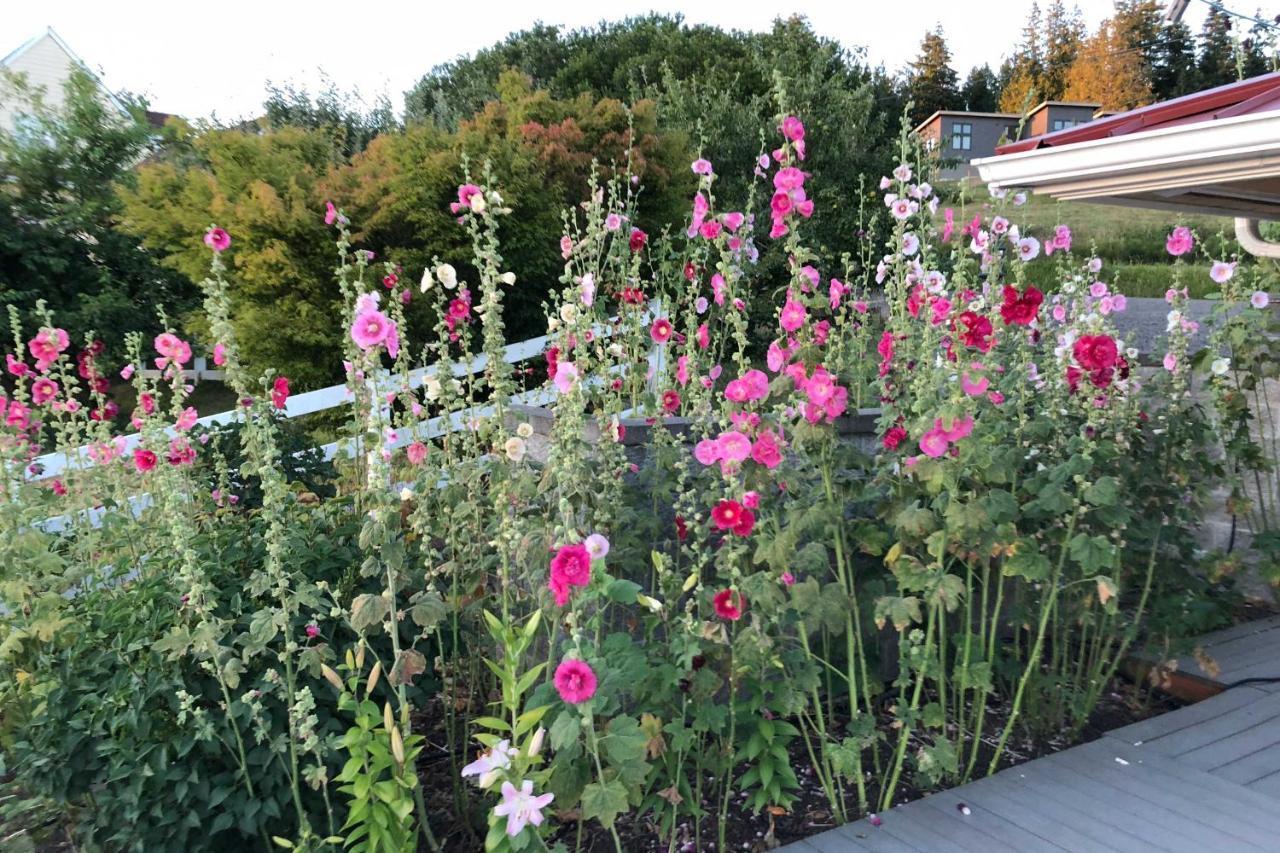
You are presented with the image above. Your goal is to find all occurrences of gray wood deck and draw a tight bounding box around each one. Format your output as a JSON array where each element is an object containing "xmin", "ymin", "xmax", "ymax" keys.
[{"xmin": 784, "ymin": 618, "xmax": 1280, "ymax": 853}]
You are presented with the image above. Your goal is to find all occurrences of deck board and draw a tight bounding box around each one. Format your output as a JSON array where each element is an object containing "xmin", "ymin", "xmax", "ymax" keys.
[{"xmin": 781, "ymin": 621, "xmax": 1280, "ymax": 853}]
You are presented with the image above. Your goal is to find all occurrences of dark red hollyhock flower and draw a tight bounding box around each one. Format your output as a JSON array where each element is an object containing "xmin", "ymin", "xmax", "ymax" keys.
[
  {"xmin": 629, "ymin": 228, "xmax": 648, "ymax": 251},
  {"xmin": 713, "ymin": 588, "xmax": 746, "ymax": 620},
  {"xmin": 999, "ymin": 285, "xmax": 1044, "ymax": 326},
  {"xmin": 957, "ymin": 311, "xmax": 995, "ymax": 352}
]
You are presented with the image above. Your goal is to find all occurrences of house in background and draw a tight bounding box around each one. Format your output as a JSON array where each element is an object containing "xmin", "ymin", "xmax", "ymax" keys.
[
  {"xmin": 0, "ymin": 27, "xmax": 170, "ymax": 134},
  {"xmin": 914, "ymin": 100, "xmax": 1101, "ymax": 180}
]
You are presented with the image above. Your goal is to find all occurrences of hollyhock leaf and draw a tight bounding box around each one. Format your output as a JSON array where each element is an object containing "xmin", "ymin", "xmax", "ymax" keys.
[
  {"xmin": 943, "ymin": 499, "xmax": 989, "ymax": 537},
  {"xmin": 581, "ymin": 780, "xmax": 629, "ymax": 828},
  {"xmin": 350, "ymin": 594, "xmax": 391, "ymax": 633},
  {"xmin": 981, "ymin": 490, "xmax": 1019, "ymax": 524},
  {"xmin": 1070, "ymin": 533, "xmax": 1115, "ymax": 572},
  {"xmin": 549, "ymin": 711, "xmax": 580, "ymax": 751},
  {"xmin": 410, "ymin": 591, "xmax": 447, "ymax": 630},
  {"xmin": 389, "ymin": 649, "xmax": 427, "ymax": 686},
  {"xmin": 875, "ymin": 595, "xmax": 923, "ymax": 631},
  {"xmin": 893, "ymin": 504, "xmax": 937, "ymax": 539},
  {"xmin": 1084, "ymin": 477, "xmax": 1120, "ymax": 507},
  {"xmin": 1003, "ymin": 544, "xmax": 1051, "ymax": 581},
  {"xmin": 929, "ymin": 574, "xmax": 966, "ymax": 613},
  {"xmin": 605, "ymin": 578, "xmax": 642, "ymax": 605}
]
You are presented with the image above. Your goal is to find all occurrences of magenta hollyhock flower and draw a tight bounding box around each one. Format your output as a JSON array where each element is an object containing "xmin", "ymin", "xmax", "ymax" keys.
[
  {"xmin": 779, "ymin": 296, "xmax": 807, "ymax": 332},
  {"xmin": 661, "ymin": 389, "xmax": 681, "ymax": 413},
  {"xmin": 694, "ymin": 439, "xmax": 721, "ymax": 466},
  {"xmin": 650, "ymin": 318, "xmax": 673, "ymax": 344},
  {"xmin": 305, "ymin": 622, "xmax": 319, "ymax": 639},
  {"xmin": 713, "ymin": 589, "xmax": 746, "ymax": 620},
  {"xmin": 676, "ymin": 355, "xmax": 690, "ymax": 386},
  {"xmin": 695, "ymin": 324, "xmax": 709, "ymax": 350},
  {"xmin": 751, "ymin": 430, "xmax": 784, "ymax": 469},
  {"xmin": 175, "ymin": 406, "xmax": 199, "ymax": 431},
  {"xmin": 723, "ymin": 211, "xmax": 745, "ymax": 230},
  {"xmin": 781, "ymin": 115, "xmax": 805, "ymax": 142},
  {"xmin": 133, "ymin": 448, "xmax": 158, "ymax": 472},
  {"xmin": 548, "ymin": 543, "xmax": 591, "ymax": 607},
  {"xmin": 31, "ymin": 377, "xmax": 58, "ymax": 405},
  {"xmin": 691, "ymin": 158, "xmax": 713, "ymax": 175},
  {"xmin": 203, "ymin": 227, "xmax": 230, "ymax": 252},
  {"xmin": 29, "ymin": 328, "xmax": 70, "ymax": 366},
  {"xmin": 961, "ymin": 371, "xmax": 989, "ymax": 396},
  {"xmin": 271, "ymin": 376, "xmax": 290, "ymax": 410},
  {"xmin": 6, "ymin": 400, "xmax": 30, "ymax": 429},
  {"xmin": 919, "ymin": 427, "xmax": 949, "ymax": 458},
  {"xmin": 1166, "ymin": 226, "xmax": 1194, "ymax": 257},
  {"xmin": 351, "ymin": 310, "xmax": 391, "ymax": 350},
  {"xmin": 717, "ymin": 430, "xmax": 752, "ymax": 463},
  {"xmin": 554, "ymin": 659, "xmax": 597, "ymax": 704},
  {"xmin": 942, "ymin": 415, "xmax": 973, "ymax": 442},
  {"xmin": 493, "ymin": 779, "xmax": 555, "ymax": 837},
  {"xmin": 324, "ymin": 201, "xmax": 338, "ymax": 225}
]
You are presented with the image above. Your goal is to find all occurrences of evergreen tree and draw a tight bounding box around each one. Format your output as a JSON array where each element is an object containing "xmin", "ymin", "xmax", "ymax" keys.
[
  {"xmin": 1198, "ymin": 7, "xmax": 1238, "ymax": 87},
  {"xmin": 1043, "ymin": 0, "xmax": 1086, "ymax": 100},
  {"xmin": 960, "ymin": 64, "xmax": 1000, "ymax": 112},
  {"xmin": 906, "ymin": 26, "xmax": 960, "ymax": 124},
  {"xmin": 1150, "ymin": 20, "xmax": 1199, "ymax": 99},
  {"xmin": 1064, "ymin": 18, "xmax": 1151, "ymax": 110}
]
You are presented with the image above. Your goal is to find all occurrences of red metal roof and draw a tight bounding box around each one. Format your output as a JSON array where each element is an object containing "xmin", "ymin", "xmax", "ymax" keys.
[{"xmin": 996, "ymin": 70, "xmax": 1280, "ymax": 155}]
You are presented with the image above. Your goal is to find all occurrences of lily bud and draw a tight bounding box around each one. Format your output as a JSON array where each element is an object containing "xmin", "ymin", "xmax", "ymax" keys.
[
  {"xmin": 527, "ymin": 726, "xmax": 546, "ymax": 758},
  {"xmin": 366, "ymin": 660, "xmax": 382, "ymax": 695},
  {"xmin": 383, "ymin": 701, "xmax": 395, "ymax": 733},
  {"xmin": 355, "ymin": 643, "xmax": 366, "ymax": 671},
  {"xmin": 499, "ymin": 271, "xmax": 516, "ymax": 285},
  {"xmin": 321, "ymin": 664, "xmax": 344, "ymax": 693},
  {"xmin": 390, "ymin": 725, "xmax": 405, "ymax": 766}
]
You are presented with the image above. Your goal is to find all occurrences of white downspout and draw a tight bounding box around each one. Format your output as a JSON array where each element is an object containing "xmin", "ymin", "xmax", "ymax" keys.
[{"xmin": 1235, "ymin": 218, "xmax": 1280, "ymax": 259}]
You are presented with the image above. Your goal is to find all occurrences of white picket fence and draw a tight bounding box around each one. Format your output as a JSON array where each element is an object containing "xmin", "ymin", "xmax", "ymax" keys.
[{"xmin": 31, "ymin": 304, "xmax": 660, "ymax": 532}]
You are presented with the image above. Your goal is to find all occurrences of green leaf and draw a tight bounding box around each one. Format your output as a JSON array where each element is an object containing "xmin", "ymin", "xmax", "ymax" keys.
[
  {"xmin": 1069, "ymin": 533, "xmax": 1115, "ymax": 572},
  {"xmin": 350, "ymin": 594, "xmax": 390, "ymax": 633},
  {"xmin": 1084, "ymin": 476, "xmax": 1120, "ymax": 507},
  {"xmin": 581, "ymin": 780, "xmax": 630, "ymax": 828},
  {"xmin": 1003, "ymin": 542, "xmax": 1050, "ymax": 581},
  {"xmin": 605, "ymin": 578, "xmax": 642, "ymax": 605}
]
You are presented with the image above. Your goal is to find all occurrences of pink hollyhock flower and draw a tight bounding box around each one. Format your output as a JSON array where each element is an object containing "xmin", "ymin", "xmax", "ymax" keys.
[
  {"xmin": 1251, "ymin": 291, "xmax": 1270, "ymax": 309},
  {"xmin": 694, "ymin": 439, "xmax": 721, "ymax": 465},
  {"xmin": 710, "ymin": 499, "xmax": 746, "ymax": 531},
  {"xmin": 1163, "ymin": 352, "xmax": 1177, "ymax": 371},
  {"xmin": 549, "ymin": 543, "xmax": 591, "ymax": 607},
  {"xmin": 560, "ymin": 235, "xmax": 574, "ymax": 258},
  {"xmin": 6, "ymin": 353, "xmax": 28, "ymax": 377},
  {"xmin": 780, "ymin": 571, "xmax": 795, "ymax": 586},
  {"xmin": 742, "ymin": 491, "xmax": 760, "ymax": 509},
  {"xmin": 767, "ymin": 340, "xmax": 788, "ymax": 372},
  {"xmin": 455, "ymin": 183, "xmax": 482, "ymax": 210},
  {"xmin": 176, "ymin": 406, "xmax": 199, "ymax": 430},
  {"xmin": 6, "ymin": 400, "xmax": 30, "ymax": 429},
  {"xmin": 699, "ymin": 220, "xmax": 722, "ymax": 240},
  {"xmin": 1112, "ymin": 294, "xmax": 1127, "ymax": 312},
  {"xmin": 605, "ymin": 213, "xmax": 624, "ymax": 231},
  {"xmin": 919, "ymin": 427, "xmax": 949, "ymax": 458},
  {"xmin": 494, "ymin": 779, "xmax": 555, "ymax": 837},
  {"xmin": 579, "ymin": 273, "xmax": 596, "ymax": 307},
  {"xmin": 987, "ymin": 391, "xmax": 1005, "ymax": 405},
  {"xmin": 713, "ymin": 589, "xmax": 746, "ymax": 620},
  {"xmin": 961, "ymin": 371, "xmax": 989, "ymax": 396},
  {"xmin": 51, "ymin": 479, "xmax": 67, "ymax": 497},
  {"xmin": 203, "ymin": 227, "xmax": 230, "ymax": 252},
  {"xmin": 1090, "ymin": 281, "xmax": 1109, "ymax": 298},
  {"xmin": 213, "ymin": 343, "xmax": 227, "ymax": 366},
  {"xmin": 324, "ymin": 201, "xmax": 338, "ymax": 225},
  {"xmin": 1210, "ymin": 261, "xmax": 1236, "ymax": 284},
  {"xmin": 723, "ymin": 211, "xmax": 745, "ymax": 230},
  {"xmin": 650, "ymin": 318, "xmax": 673, "ymax": 344},
  {"xmin": 406, "ymin": 441, "xmax": 428, "ymax": 465},
  {"xmin": 29, "ymin": 328, "xmax": 70, "ymax": 367},
  {"xmin": 271, "ymin": 376, "xmax": 290, "ymax": 409},
  {"xmin": 779, "ymin": 296, "xmax": 807, "ymax": 332},
  {"xmin": 554, "ymin": 659, "xmax": 597, "ymax": 704},
  {"xmin": 691, "ymin": 158, "xmax": 713, "ymax": 175},
  {"xmin": 942, "ymin": 416, "xmax": 973, "ymax": 442},
  {"xmin": 751, "ymin": 430, "xmax": 784, "ymax": 468},
  {"xmin": 676, "ymin": 355, "xmax": 690, "ymax": 386},
  {"xmin": 695, "ymin": 324, "xmax": 709, "ymax": 350},
  {"xmin": 552, "ymin": 361, "xmax": 578, "ymax": 394},
  {"xmin": 351, "ymin": 310, "xmax": 391, "ymax": 350},
  {"xmin": 1052, "ymin": 304, "xmax": 1067, "ymax": 322},
  {"xmin": 305, "ymin": 623, "xmax": 319, "ymax": 639},
  {"xmin": 1166, "ymin": 226, "xmax": 1194, "ymax": 257},
  {"xmin": 661, "ymin": 390, "xmax": 681, "ymax": 413},
  {"xmin": 883, "ymin": 426, "xmax": 907, "ymax": 450},
  {"xmin": 781, "ymin": 115, "xmax": 805, "ymax": 141},
  {"xmin": 133, "ymin": 448, "xmax": 158, "ymax": 472},
  {"xmin": 1016, "ymin": 237, "xmax": 1040, "ymax": 261},
  {"xmin": 139, "ymin": 393, "xmax": 156, "ymax": 415},
  {"xmin": 717, "ymin": 431, "xmax": 752, "ymax": 464},
  {"xmin": 31, "ymin": 377, "xmax": 58, "ymax": 405}
]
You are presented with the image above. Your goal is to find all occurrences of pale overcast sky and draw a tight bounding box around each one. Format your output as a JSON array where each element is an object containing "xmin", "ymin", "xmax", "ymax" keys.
[{"xmin": 3, "ymin": 0, "xmax": 1211, "ymax": 120}]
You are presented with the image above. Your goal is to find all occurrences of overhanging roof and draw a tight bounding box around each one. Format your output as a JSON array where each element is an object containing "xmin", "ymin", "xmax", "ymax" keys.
[{"xmin": 975, "ymin": 71, "xmax": 1280, "ymax": 221}]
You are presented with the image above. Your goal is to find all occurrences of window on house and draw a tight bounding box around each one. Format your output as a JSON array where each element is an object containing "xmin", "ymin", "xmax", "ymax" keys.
[
  {"xmin": 1051, "ymin": 118, "xmax": 1077, "ymax": 132},
  {"xmin": 950, "ymin": 122, "xmax": 972, "ymax": 151}
]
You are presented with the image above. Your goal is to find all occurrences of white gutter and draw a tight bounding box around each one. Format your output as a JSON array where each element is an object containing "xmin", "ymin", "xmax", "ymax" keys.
[
  {"xmin": 1235, "ymin": 218, "xmax": 1280, "ymax": 259},
  {"xmin": 973, "ymin": 109, "xmax": 1280, "ymax": 193}
]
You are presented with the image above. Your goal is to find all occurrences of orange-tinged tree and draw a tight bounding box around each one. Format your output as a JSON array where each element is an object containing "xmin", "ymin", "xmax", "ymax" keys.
[{"xmin": 1064, "ymin": 19, "xmax": 1152, "ymax": 111}]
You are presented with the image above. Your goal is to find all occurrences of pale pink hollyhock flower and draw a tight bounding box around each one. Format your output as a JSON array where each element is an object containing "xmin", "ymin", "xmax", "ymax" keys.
[
  {"xmin": 889, "ymin": 198, "xmax": 914, "ymax": 221},
  {"xmin": 1090, "ymin": 281, "xmax": 1108, "ymax": 298},
  {"xmin": 554, "ymin": 659, "xmax": 597, "ymax": 704},
  {"xmin": 1016, "ymin": 237, "xmax": 1040, "ymax": 261},
  {"xmin": 1099, "ymin": 296, "xmax": 1114, "ymax": 315},
  {"xmin": 203, "ymin": 227, "xmax": 230, "ymax": 252},
  {"xmin": 767, "ymin": 341, "xmax": 787, "ymax": 372},
  {"xmin": 1088, "ymin": 257, "xmax": 1103, "ymax": 273},
  {"xmin": 695, "ymin": 296, "xmax": 709, "ymax": 315},
  {"xmin": 1251, "ymin": 291, "xmax": 1270, "ymax": 309},
  {"xmin": 176, "ymin": 406, "xmax": 198, "ymax": 431},
  {"xmin": 892, "ymin": 163, "xmax": 912, "ymax": 182},
  {"xmin": 584, "ymin": 533, "xmax": 610, "ymax": 559},
  {"xmin": 119, "ymin": 363, "xmax": 135, "ymax": 380},
  {"xmin": 560, "ymin": 235, "xmax": 573, "ymax": 258},
  {"xmin": 580, "ymin": 273, "xmax": 596, "ymax": 307},
  {"xmin": 552, "ymin": 361, "xmax": 578, "ymax": 394},
  {"xmin": 1111, "ymin": 294, "xmax": 1127, "ymax": 312},
  {"xmin": 1163, "ymin": 352, "xmax": 1177, "ymax": 371},
  {"xmin": 991, "ymin": 216, "xmax": 1009, "ymax": 235},
  {"xmin": 691, "ymin": 158, "xmax": 713, "ymax": 175},
  {"xmin": 919, "ymin": 428, "xmax": 948, "ymax": 458},
  {"xmin": 1166, "ymin": 226, "xmax": 1193, "ymax": 256},
  {"xmin": 901, "ymin": 232, "xmax": 920, "ymax": 257},
  {"xmin": 493, "ymin": 779, "xmax": 554, "ymax": 837},
  {"xmin": 604, "ymin": 213, "xmax": 623, "ymax": 231},
  {"xmin": 1052, "ymin": 304, "xmax": 1067, "ymax": 322},
  {"xmin": 1210, "ymin": 261, "xmax": 1236, "ymax": 284},
  {"xmin": 676, "ymin": 355, "xmax": 690, "ymax": 386},
  {"xmin": 351, "ymin": 310, "xmax": 391, "ymax": 350},
  {"xmin": 1165, "ymin": 288, "xmax": 1178, "ymax": 304}
]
